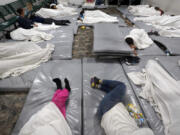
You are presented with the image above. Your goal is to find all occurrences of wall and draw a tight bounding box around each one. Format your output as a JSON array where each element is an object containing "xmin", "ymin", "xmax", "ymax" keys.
[{"xmin": 142, "ymin": 0, "xmax": 180, "ymax": 15}]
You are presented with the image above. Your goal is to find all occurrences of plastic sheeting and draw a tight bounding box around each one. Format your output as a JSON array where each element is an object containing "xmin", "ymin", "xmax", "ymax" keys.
[
  {"xmin": 93, "ymin": 23, "xmax": 133, "ymax": 55},
  {"xmin": 122, "ymin": 56, "xmax": 180, "ymax": 135},
  {"xmin": 150, "ymin": 35, "xmax": 180, "ymax": 55},
  {"xmin": 38, "ymin": 26, "xmax": 74, "ymax": 60},
  {"xmin": 12, "ymin": 59, "xmax": 82, "ymax": 135},
  {"xmin": 83, "ymin": 58, "xmax": 147, "ymax": 135}
]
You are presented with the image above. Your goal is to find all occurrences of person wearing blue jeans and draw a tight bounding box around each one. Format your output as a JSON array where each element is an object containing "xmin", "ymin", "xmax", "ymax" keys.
[{"xmin": 91, "ymin": 77, "xmax": 126, "ymax": 120}]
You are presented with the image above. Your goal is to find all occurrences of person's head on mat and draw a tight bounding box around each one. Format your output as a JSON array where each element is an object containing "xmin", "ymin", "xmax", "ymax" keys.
[
  {"xmin": 50, "ymin": 3, "xmax": 57, "ymax": 9},
  {"xmin": 125, "ymin": 37, "xmax": 138, "ymax": 56}
]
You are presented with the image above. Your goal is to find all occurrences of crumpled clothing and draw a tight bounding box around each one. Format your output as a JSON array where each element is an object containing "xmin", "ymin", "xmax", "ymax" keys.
[
  {"xmin": 101, "ymin": 103, "xmax": 154, "ymax": 135},
  {"xmin": 83, "ymin": 10, "xmax": 119, "ymax": 24},
  {"xmin": 125, "ymin": 29, "xmax": 153, "ymax": 49},
  {"xmin": 128, "ymin": 5, "xmax": 161, "ymax": 16},
  {"xmin": 0, "ymin": 41, "xmax": 54, "ymax": 78},
  {"xmin": 33, "ymin": 23, "xmax": 60, "ymax": 31},
  {"xmin": 128, "ymin": 60, "xmax": 180, "ymax": 135},
  {"xmin": 10, "ymin": 28, "xmax": 54, "ymax": 42}
]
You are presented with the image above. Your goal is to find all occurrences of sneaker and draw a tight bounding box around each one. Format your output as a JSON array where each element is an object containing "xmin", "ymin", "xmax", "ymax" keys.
[{"xmin": 90, "ymin": 76, "xmax": 100, "ymax": 89}]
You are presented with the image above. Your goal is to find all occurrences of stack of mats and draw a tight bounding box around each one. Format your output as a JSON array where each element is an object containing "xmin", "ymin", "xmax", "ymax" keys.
[
  {"xmin": 93, "ymin": 23, "xmax": 133, "ymax": 58},
  {"xmin": 93, "ymin": 23, "xmax": 164, "ymax": 58}
]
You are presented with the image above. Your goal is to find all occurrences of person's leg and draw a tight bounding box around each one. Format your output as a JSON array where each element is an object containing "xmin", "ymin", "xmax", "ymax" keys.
[
  {"xmin": 97, "ymin": 83, "xmax": 126, "ymax": 120},
  {"xmin": 52, "ymin": 89, "xmax": 70, "ymax": 118},
  {"xmin": 64, "ymin": 78, "xmax": 71, "ymax": 92},
  {"xmin": 52, "ymin": 20, "xmax": 70, "ymax": 25},
  {"xmin": 100, "ymin": 80, "xmax": 125, "ymax": 93},
  {"xmin": 42, "ymin": 18, "xmax": 54, "ymax": 24}
]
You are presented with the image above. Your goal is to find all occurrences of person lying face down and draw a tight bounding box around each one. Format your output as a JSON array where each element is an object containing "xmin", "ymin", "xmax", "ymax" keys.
[
  {"xmin": 19, "ymin": 78, "xmax": 73, "ymax": 135},
  {"xmin": 90, "ymin": 77, "xmax": 155, "ymax": 135},
  {"xmin": 125, "ymin": 37, "xmax": 138, "ymax": 56},
  {"xmin": 125, "ymin": 29, "xmax": 154, "ymax": 56},
  {"xmin": 16, "ymin": 8, "xmax": 70, "ymax": 29}
]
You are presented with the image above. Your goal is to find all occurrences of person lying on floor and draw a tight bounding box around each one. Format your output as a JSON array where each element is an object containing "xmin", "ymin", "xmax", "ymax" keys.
[
  {"xmin": 90, "ymin": 77, "xmax": 154, "ymax": 135},
  {"xmin": 19, "ymin": 78, "xmax": 72, "ymax": 135},
  {"xmin": 17, "ymin": 8, "xmax": 70, "ymax": 29},
  {"xmin": 125, "ymin": 29, "xmax": 154, "ymax": 56}
]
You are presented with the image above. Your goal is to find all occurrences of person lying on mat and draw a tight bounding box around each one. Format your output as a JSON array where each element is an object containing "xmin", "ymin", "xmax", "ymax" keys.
[
  {"xmin": 125, "ymin": 37, "xmax": 138, "ymax": 56},
  {"xmin": 90, "ymin": 77, "xmax": 154, "ymax": 135},
  {"xmin": 17, "ymin": 8, "xmax": 70, "ymax": 29},
  {"xmin": 19, "ymin": 78, "xmax": 72, "ymax": 135}
]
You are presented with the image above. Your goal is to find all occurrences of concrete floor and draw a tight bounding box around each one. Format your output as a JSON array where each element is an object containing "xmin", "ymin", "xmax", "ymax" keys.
[{"xmin": 0, "ymin": 7, "xmax": 128, "ymax": 135}]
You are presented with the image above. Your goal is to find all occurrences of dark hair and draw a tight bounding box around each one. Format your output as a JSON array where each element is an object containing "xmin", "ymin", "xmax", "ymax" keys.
[
  {"xmin": 155, "ymin": 7, "xmax": 164, "ymax": 15},
  {"xmin": 17, "ymin": 8, "xmax": 23, "ymax": 15},
  {"xmin": 125, "ymin": 37, "xmax": 134, "ymax": 45}
]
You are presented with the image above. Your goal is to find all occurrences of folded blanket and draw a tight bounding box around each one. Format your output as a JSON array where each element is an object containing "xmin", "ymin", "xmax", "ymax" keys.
[
  {"xmin": 0, "ymin": 41, "xmax": 54, "ymax": 78},
  {"xmin": 10, "ymin": 28, "xmax": 54, "ymax": 42}
]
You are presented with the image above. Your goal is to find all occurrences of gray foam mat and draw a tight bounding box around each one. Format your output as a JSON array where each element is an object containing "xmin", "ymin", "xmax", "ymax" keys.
[
  {"xmin": 12, "ymin": 59, "xmax": 82, "ymax": 135},
  {"xmin": 93, "ymin": 23, "xmax": 132, "ymax": 54},
  {"xmin": 122, "ymin": 56, "xmax": 180, "ymax": 135},
  {"xmin": 150, "ymin": 35, "xmax": 180, "ymax": 55},
  {"xmin": 38, "ymin": 26, "xmax": 74, "ymax": 60},
  {"xmin": 0, "ymin": 66, "xmax": 40, "ymax": 92},
  {"xmin": 126, "ymin": 15, "xmax": 156, "ymax": 32},
  {"xmin": 83, "ymin": 58, "xmax": 146, "ymax": 135}
]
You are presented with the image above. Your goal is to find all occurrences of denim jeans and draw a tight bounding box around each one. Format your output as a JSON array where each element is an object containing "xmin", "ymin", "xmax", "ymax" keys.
[{"xmin": 97, "ymin": 80, "xmax": 126, "ymax": 120}]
